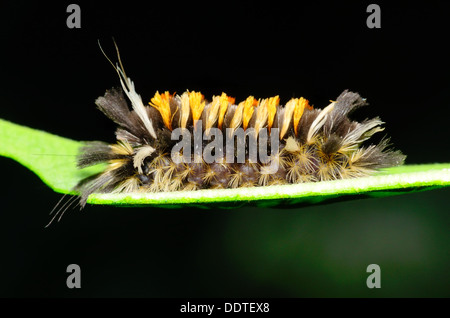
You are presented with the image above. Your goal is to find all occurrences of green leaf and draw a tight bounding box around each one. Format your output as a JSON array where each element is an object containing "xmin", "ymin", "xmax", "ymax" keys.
[
  {"xmin": 1, "ymin": 118, "xmax": 449, "ymax": 208},
  {"xmin": 0, "ymin": 118, "xmax": 104, "ymax": 194}
]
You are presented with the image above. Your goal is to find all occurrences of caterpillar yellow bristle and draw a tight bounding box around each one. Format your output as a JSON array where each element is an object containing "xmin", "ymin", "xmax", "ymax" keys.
[{"xmin": 66, "ymin": 43, "xmax": 407, "ymax": 215}]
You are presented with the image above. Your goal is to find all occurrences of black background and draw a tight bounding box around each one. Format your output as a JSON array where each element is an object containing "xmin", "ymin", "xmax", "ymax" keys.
[{"xmin": 0, "ymin": 1, "xmax": 449, "ymax": 298}]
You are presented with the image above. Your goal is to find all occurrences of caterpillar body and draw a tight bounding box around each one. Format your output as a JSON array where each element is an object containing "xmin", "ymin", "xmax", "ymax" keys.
[{"xmin": 74, "ymin": 46, "xmax": 406, "ymax": 209}]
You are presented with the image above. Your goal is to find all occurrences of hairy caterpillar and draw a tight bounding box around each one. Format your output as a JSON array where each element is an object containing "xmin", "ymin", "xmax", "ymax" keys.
[{"xmin": 50, "ymin": 42, "xmax": 406, "ymax": 223}]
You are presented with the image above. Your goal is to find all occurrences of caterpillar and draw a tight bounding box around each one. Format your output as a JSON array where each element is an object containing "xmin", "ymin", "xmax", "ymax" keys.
[{"xmin": 72, "ymin": 43, "xmax": 406, "ymax": 211}]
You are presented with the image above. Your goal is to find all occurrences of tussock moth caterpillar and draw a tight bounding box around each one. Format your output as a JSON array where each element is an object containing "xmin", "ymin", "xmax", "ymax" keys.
[{"xmin": 48, "ymin": 41, "xmax": 406, "ymax": 225}]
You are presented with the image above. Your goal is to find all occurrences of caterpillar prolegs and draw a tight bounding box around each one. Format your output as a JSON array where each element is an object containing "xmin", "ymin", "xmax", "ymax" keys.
[{"xmin": 75, "ymin": 48, "xmax": 406, "ymax": 209}]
